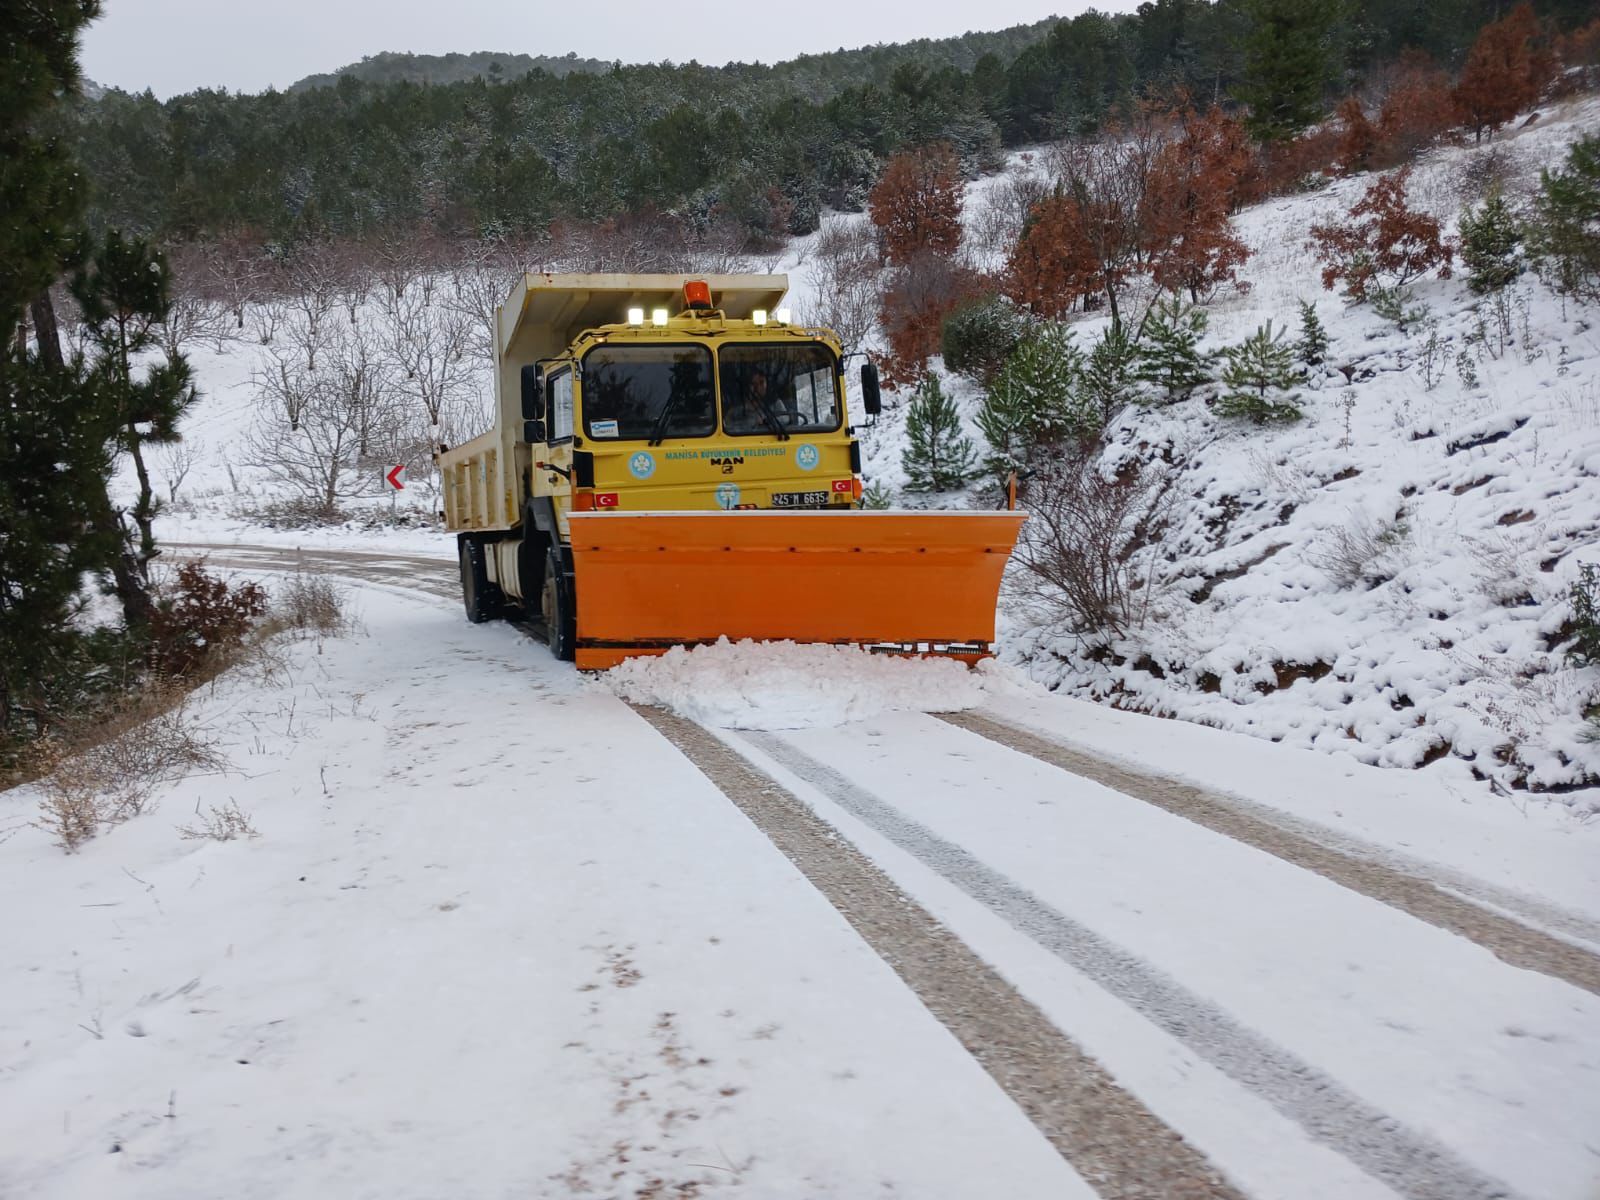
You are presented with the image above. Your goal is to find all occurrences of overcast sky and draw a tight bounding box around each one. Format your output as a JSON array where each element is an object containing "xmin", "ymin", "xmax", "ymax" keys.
[{"xmin": 80, "ymin": 0, "xmax": 1130, "ymax": 99}]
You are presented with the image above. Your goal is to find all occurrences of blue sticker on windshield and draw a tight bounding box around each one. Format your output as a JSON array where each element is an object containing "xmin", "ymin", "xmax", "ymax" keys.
[
  {"xmin": 628, "ymin": 451, "xmax": 656, "ymax": 480},
  {"xmin": 715, "ymin": 483, "xmax": 741, "ymax": 509},
  {"xmin": 795, "ymin": 443, "xmax": 820, "ymax": 471}
]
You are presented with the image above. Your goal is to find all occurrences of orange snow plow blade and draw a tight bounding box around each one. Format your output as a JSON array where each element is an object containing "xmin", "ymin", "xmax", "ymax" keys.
[{"xmin": 567, "ymin": 511, "xmax": 1027, "ymax": 670}]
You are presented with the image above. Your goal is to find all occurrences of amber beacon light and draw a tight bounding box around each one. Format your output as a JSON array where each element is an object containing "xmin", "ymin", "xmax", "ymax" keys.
[{"xmin": 683, "ymin": 279, "xmax": 713, "ymax": 310}]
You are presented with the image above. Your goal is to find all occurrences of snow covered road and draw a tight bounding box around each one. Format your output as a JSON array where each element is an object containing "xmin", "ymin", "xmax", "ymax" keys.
[{"xmin": 3, "ymin": 544, "xmax": 1597, "ymax": 1199}]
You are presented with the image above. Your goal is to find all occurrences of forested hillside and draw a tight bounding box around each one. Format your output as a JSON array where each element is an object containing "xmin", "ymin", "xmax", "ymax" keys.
[
  {"xmin": 58, "ymin": 0, "xmax": 1597, "ymax": 245},
  {"xmin": 285, "ymin": 21, "xmax": 1057, "ymax": 100},
  {"xmin": 287, "ymin": 50, "xmax": 615, "ymax": 91}
]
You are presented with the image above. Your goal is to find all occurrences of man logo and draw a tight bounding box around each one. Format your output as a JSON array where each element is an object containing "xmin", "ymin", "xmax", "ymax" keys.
[{"xmin": 628, "ymin": 451, "xmax": 656, "ymax": 480}]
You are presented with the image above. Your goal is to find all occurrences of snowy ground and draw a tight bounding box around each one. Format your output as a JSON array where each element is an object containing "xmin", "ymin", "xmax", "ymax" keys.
[
  {"xmin": 4, "ymin": 577, "xmax": 1598, "ymax": 1198},
  {"xmin": 0, "ymin": 588, "xmax": 1086, "ymax": 1199}
]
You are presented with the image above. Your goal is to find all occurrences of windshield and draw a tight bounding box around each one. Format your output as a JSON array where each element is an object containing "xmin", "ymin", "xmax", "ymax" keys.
[
  {"xmin": 581, "ymin": 344, "xmax": 715, "ymax": 441},
  {"xmin": 719, "ymin": 344, "xmax": 842, "ymax": 436}
]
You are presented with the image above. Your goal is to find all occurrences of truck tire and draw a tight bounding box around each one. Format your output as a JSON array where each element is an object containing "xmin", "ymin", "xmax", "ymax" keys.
[
  {"xmin": 541, "ymin": 544, "xmax": 576, "ymax": 661},
  {"xmin": 458, "ymin": 534, "xmax": 503, "ymax": 624}
]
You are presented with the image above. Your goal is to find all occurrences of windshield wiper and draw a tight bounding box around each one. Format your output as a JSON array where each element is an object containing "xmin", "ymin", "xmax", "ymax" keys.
[{"xmin": 648, "ymin": 391, "xmax": 682, "ymax": 446}]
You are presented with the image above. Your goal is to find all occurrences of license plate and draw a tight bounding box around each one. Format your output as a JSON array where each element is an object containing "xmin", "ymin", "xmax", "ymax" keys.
[{"xmin": 771, "ymin": 490, "xmax": 829, "ymax": 507}]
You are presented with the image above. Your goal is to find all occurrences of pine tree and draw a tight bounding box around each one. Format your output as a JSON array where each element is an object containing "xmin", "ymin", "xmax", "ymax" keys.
[
  {"xmin": 1, "ymin": 1, "xmax": 100, "ymax": 333},
  {"xmin": 902, "ymin": 374, "xmax": 976, "ymax": 492},
  {"xmin": 860, "ymin": 479, "xmax": 894, "ymax": 510},
  {"xmin": 0, "ymin": 1, "xmax": 125, "ymax": 746},
  {"xmin": 1134, "ymin": 298, "xmax": 1210, "ymax": 404},
  {"xmin": 1527, "ymin": 134, "xmax": 1600, "ymax": 304},
  {"xmin": 1459, "ymin": 184, "xmax": 1524, "ymax": 294},
  {"xmin": 994, "ymin": 323, "xmax": 1090, "ymax": 443},
  {"xmin": 942, "ymin": 294, "xmax": 1026, "ymax": 385},
  {"xmin": 71, "ymin": 231, "xmax": 200, "ymax": 631},
  {"xmin": 1083, "ymin": 321, "xmax": 1139, "ymax": 423},
  {"xmin": 975, "ymin": 375, "xmax": 1031, "ymax": 490},
  {"xmin": 1296, "ymin": 300, "xmax": 1329, "ymax": 366},
  {"xmin": 1237, "ymin": 0, "xmax": 1337, "ymax": 143},
  {"xmin": 0, "ymin": 358, "xmax": 124, "ymax": 743},
  {"xmin": 1216, "ymin": 321, "xmax": 1303, "ymax": 423}
]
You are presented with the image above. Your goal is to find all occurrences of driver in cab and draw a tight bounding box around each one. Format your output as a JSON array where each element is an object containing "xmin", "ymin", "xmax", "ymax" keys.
[{"xmin": 724, "ymin": 368, "xmax": 795, "ymax": 434}]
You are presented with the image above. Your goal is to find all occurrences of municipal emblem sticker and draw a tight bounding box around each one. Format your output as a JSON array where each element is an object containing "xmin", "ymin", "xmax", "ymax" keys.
[
  {"xmin": 795, "ymin": 443, "xmax": 820, "ymax": 471},
  {"xmin": 628, "ymin": 451, "xmax": 656, "ymax": 480},
  {"xmin": 715, "ymin": 483, "xmax": 741, "ymax": 509}
]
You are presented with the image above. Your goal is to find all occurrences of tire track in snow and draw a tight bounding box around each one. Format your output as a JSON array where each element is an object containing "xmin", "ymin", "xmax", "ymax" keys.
[
  {"xmin": 629, "ymin": 703, "xmax": 1247, "ymax": 1200},
  {"xmin": 743, "ymin": 729, "xmax": 1520, "ymax": 1200},
  {"xmin": 942, "ymin": 711, "xmax": 1600, "ymax": 996}
]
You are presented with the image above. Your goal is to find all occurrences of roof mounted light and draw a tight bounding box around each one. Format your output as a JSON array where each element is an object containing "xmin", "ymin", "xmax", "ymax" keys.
[
  {"xmin": 626, "ymin": 307, "xmax": 645, "ymax": 326},
  {"xmin": 651, "ymin": 307, "xmax": 669, "ymax": 327},
  {"xmin": 683, "ymin": 279, "xmax": 713, "ymax": 310},
  {"xmin": 776, "ymin": 307, "xmax": 792, "ymax": 325},
  {"xmin": 752, "ymin": 309, "xmax": 768, "ymax": 326}
]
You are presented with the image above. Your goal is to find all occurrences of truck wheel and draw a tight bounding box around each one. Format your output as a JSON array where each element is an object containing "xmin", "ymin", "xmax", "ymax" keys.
[
  {"xmin": 541, "ymin": 544, "xmax": 576, "ymax": 661},
  {"xmin": 458, "ymin": 535, "xmax": 502, "ymax": 624}
]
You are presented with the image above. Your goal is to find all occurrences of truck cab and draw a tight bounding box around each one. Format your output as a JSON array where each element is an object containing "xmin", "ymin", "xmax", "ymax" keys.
[{"xmin": 437, "ymin": 274, "xmax": 883, "ymax": 658}]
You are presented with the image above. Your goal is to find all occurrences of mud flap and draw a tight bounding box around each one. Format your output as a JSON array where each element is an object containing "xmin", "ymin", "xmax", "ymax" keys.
[{"xmin": 566, "ymin": 510, "xmax": 1026, "ymax": 671}]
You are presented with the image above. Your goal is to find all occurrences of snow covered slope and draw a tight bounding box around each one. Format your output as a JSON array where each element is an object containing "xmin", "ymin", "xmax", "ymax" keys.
[{"xmin": 817, "ymin": 95, "xmax": 1600, "ymax": 797}]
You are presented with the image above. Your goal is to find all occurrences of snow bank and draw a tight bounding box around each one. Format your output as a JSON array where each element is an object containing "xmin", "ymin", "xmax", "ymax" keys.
[{"xmin": 597, "ymin": 638, "xmax": 1038, "ymax": 729}]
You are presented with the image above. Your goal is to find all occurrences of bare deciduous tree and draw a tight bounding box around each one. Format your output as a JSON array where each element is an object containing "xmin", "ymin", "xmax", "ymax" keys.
[
  {"xmin": 801, "ymin": 216, "xmax": 881, "ymax": 358},
  {"xmin": 1011, "ymin": 449, "xmax": 1181, "ymax": 641},
  {"xmin": 382, "ymin": 274, "xmax": 479, "ymax": 438},
  {"xmin": 247, "ymin": 315, "xmax": 413, "ymax": 519},
  {"xmin": 204, "ymin": 234, "xmax": 268, "ymax": 332},
  {"xmin": 156, "ymin": 438, "xmax": 202, "ymax": 504},
  {"xmin": 971, "ymin": 157, "xmax": 1052, "ymax": 263},
  {"xmin": 1045, "ymin": 124, "xmax": 1163, "ymax": 328}
]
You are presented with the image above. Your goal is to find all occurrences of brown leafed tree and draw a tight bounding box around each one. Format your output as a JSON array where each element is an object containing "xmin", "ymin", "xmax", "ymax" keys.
[
  {"xmin": 1375, "ymin": 54, "xmax": 1459, "ymax": 166},
  {"xmin": 877, "ymin": 251, "xmax": 982, "ymax": 387},
  {"xmin": 1454, "ymin": 4, "xmax": 1547, "ymax": 144},
  {"xmin": 867, "ymin": 143, "xmax": 964, "ymax": 265},
  {"xmin": 1334, "ymin": 96, "xmax": 1379, "ymax": 175},
  {"xmin": 1005, "ymin": 194, "xmax": 1104, "ymax": 319},
  {"xmin": 1141, "ymin": 104, "xmax": 1253, "ymax": 302},
  {"xmin": 1556, "ymin": 16, "xmax": 1600, "ymax": 93},
  {"xmin": 1309, "ymin": 168, "xmax": 1454, "ymax": 301},
  {"xmin": 1039, "ymin": 133, "xmax": 1159, "ymax": 326}
]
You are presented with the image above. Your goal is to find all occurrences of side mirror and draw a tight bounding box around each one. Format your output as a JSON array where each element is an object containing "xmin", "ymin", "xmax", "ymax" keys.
[
  {"xmin": 524, "ymin": 418, "xmax": 547, "ymax": 444},
  {"xmin": 859, "ymin": 361, "xmax": 882, "ymax": 417},
  {"xmin": 520, "ymin": 365, "xmax": 544, "ymax": 421}
]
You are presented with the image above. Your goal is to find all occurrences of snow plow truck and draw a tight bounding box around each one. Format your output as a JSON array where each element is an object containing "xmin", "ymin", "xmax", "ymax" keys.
[{"xmin": 436, "ymin": 273, "xmax": 1024, "ymax": 669}]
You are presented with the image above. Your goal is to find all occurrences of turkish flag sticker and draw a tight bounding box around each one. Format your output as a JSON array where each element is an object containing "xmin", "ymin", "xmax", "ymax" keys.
[
  {"xmin": 831, "ymin": 479, "xmax": 853, "ymax": 493},
  {"xmin": 595, "ymin": 492, "xmax": 620, "ymax": 508}
]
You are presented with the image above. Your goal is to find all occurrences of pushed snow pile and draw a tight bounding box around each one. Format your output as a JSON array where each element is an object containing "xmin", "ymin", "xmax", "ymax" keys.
[{"xmin": 598, "ymin": 638, "xmax": 1035, "ymax": 730}]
